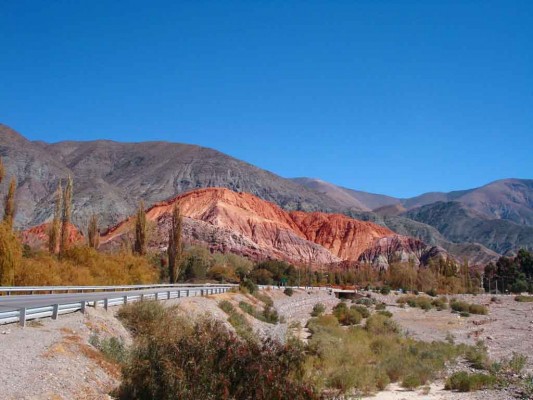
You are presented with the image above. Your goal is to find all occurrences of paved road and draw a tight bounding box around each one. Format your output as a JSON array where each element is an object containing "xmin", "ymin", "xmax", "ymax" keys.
[{"xmin": 0, "ymin": 286, "xmax": 226, "ymax": 312}]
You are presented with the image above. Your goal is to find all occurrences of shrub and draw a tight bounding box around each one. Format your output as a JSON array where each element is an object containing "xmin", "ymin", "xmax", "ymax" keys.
[
  {"xmin": 311, "ymin": 302, "xmax": 326, "ymax": 317},
  {"xmin": 515, "ymin": 295, "xmax": 533, "ymax": 302},
  {"xmin": 426, "ymin": 288, "xmax": 437, "ymax": 297},
  {"xmin": 355, "ymin": 297, "xmax": 375, "ymax": 307},
  {"xmin": 365, "ymin": 314, "xmax": 399, "ymax": 335},
  {"xmin": 468, "ymin": 304, "xmax": 488, "ymax": 315},
  {"xmin": 89, "ymin": 334, "xmax": 128, "ymax": 364},
  {"xmin": 240, "ymin": 279, "xmax": 257, "ymax": 294},
  {"xmin": 253, "ymin": 291, "xmax": 274, "ymax": 307},
  {"xmin": 117, "ymin": 301, "xmax": 166, "ymax": 337},
  {"xmin": 284, "ymin": 287, "xmax": 294, "ymax": 296},
  {"xmin": 375, "ymin": 302, "xmax": 386, "ymax": 310},
  {"xmin": 218, "ymin": 300, "xmax": 235, "ymax": 314},
  {"xmin": 114, "ymin": 314, "xmax": 318, "ymax": 400},
  {"xmin": 380, "ymin": 286, "xmax": 391, "ymax": 295},
  {"xmin": 465, "ymin": 341, "xmax": 489, "ymax": 370},
  {"xmin": 377, "ymin": 310, "xmax": 393, "ymax": 318},
  {"xmin": 343, "ymin": 309, "xmax": 363, "ymax": 325},
  {"xmin": 351, "ymin": 305, "xmax": 370, "ymax": 318},
  {"xmin": 460, "ymin": 311, "xmax": 471, "ymax": 318},
  {"xmin": 445, "ymin": 371, "xmax": 495, "ymax": 392},
  {"xmin": 401, "ymin": 374, "xmax": 422, "ymax": 390}
]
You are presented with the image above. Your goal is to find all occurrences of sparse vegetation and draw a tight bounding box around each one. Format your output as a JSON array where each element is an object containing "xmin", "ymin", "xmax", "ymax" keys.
[
  {"xmin": 515, "ymin": 295, "xmax": 533, "ymax": 302},
  {"xmin": 445, "ymin": 371, "xmax": 496, "ymax": 392},
  {"xmin": 284, "ymin": 287, "xmax": 294, "ymax": 296},
  {"xmin": 311, "ymin": 302, "xmax": 326, "ymax": 317},
  {"xmin": 89, "ymin": 334, "xmax": 128, "ymax": 364},
  {"xmin": 450, "ymin": 299, "xmax": 488, "ymax": 315},
  {"xmin": 116, "ymin": 301, "xmax": 318, "ymax": 400}
]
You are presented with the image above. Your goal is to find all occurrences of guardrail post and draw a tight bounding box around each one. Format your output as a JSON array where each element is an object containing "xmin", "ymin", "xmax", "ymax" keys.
[
  {"xmin": 167, "ymin": 291, "xmax": 171, "ymax": 300},
  {"xmin": 186, "ymin": 289, "xmax": 190, "ymax": 297},
  {"xmin": 123, "ymin": 296, "xmax": 128, "ymax": 305},
  {"xmin": 80, "ymin": 301, "xmax": 86, "ymax": 314},
  {"xmin": 141, "ymin": 294, "xmax": 145, "ymax": 302},
  {"xmin": 155, "ymin": 292, "xmax": 159, "ymax": 300},
  {"xmin": 104, "ymin": 298, "xmax": 109, "ymax": 311},
  {"xmin": 201, "ymin": 289, "xmax": 204, "ymax": 296},
  {"xmin": 177, "ymin": 290, "xmax": 180, "ymax": 298},
  {"xmin": 52, "ymin": 304, "xmax": 59, "ymax": 320},
  {"xmin": 19, "ymin": 308, "xmax": 26, "ymax": 327}
]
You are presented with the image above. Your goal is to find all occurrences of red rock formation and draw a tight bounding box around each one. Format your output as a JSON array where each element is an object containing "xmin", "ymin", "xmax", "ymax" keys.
[
  {"xmin": 289, "ymin": 211, "xmax": 394, "ymax": 260},
  {"xmin": 100, "ymin": 188, "xmax": 445, "ymax": 268},
  {"xmin": 21, "ymin": 222, "xmax": 84, "ymax": 250}
]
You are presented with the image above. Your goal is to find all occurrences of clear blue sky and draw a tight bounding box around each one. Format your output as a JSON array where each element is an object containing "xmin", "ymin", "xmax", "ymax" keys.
[{"xmin": 1, "ymin": 1, "xmax": 531, "ymax": 198}]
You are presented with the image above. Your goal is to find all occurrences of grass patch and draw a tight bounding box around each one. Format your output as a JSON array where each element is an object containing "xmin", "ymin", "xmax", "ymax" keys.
[
  {"xmin": 304, "ymin": 312, "xmax": 474, "ymax": 395},
  {"xmin": 515, "ymin": 295, "xmax": 533, "ymax": 302},
  {"xmin": 89, "ymin": 334, "xmax": 128, "ymax": 364},
  {"xmin": 445, "ymin": 371, "xmax": 495, "ymax": 392},
  {"xmin": 450, "ymin": 300, "xmax": 488, "ymax": 315},
  {"xmin": 239, "ymin": 300, "xmax": 279, "ymax": 324}
]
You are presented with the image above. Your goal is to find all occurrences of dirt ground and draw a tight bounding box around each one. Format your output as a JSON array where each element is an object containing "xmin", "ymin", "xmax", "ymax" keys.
[
  {"xmin": 1, "ymin": 289, "xmax": 531, "ymax": 400},
  {"xmin": 361, "ymin": 292, "xmax": 533, "ymax": 399}
]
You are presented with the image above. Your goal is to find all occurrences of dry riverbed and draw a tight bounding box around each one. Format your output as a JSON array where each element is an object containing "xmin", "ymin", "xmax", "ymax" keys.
[{"xmin": 1, "ymin": 289, "xmax": 531, "ymax": 399}]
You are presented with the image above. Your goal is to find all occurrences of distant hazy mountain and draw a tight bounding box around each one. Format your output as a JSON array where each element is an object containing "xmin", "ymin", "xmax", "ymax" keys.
[
  {"xmin": 405, "ymin": 201, "xmax": 533, "ymax": 255},
  {"xmin": 295, "ymin": 177, "xmax": 533, "ymax": 227}
]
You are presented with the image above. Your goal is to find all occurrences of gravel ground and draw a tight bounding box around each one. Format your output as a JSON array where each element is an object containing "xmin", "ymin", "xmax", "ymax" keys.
[
  {"xmin": 2, "ymin": 290, "xmax": 530, "ymax": 400},
  {"xmin": 0, "ymin": 307, "xmax": 130, "ymax": 400}
]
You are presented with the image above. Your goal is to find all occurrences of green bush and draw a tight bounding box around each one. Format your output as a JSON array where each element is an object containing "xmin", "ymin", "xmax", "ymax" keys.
[
  {"xmin": 380, "ymin": 286, "xmax": 391, "ymax": 295},
  {"xmin": 465, "ymin": 341, "xmax": 490, "ymax": 370},
  {"xmin": 253, "ymin": 291, "xmax": 274, "ymax": 307},
  {"xmin": 240, "ymin": 279, "xmax": 257, "ymax": 294},
  {"xmin": 311, "ymin": 302, "xmax": 326, "ymax": 317},
  {"xmin": 401, "ymin": 374, "xmax": 422, "ymax": 389},
  {"xmin": 377, "ymin": 310, "xmax": 393, "ymax": 318},
  {"xmin": 351, "ymin": 305, "xmax": 370, "ymax": 318},
  {"xmin": 355, "ymin": 297, "xmax": 375, "ymax": 307},
  {"xmin": 468, "ymin": 304, "xmax": 488, "ymax": 315},
  {"xmin": 426, "ymin": 288, "xmax": 437, "ymax": 297},
  {"xmin": 515, "ymin": 295, "xmax": 533, "ymax": 302},
  {"xmin": 445, "ymin": 371, "xmax": 495, "ymax": 392},
  {"xmin": 219, "ymin": 300, "xmax": 235, "ymax": 314},
  {"xmin": 89, "ymin": 334, "xmax": 128, "ymax": 364},
  {"xmin": 365, "ymin": 314, "xmax": 399, "ymax": 335},
  {"xmin": 284, "ymin": 287, "xmax": 294, "ymax": 296},
  {"xmin": 375, "ymin": 302, "xmax": 386, "ymax": 310}
]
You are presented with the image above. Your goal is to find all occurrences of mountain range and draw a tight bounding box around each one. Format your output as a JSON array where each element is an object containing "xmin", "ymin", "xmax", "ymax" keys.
[{"xmin": 1, "ymin": 123, "xmax": 532, "ymax": 264}]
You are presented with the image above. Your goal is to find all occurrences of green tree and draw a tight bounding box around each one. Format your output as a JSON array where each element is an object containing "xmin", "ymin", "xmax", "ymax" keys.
[
  {"xmin": 48, "ymin": 181, "xmax": 63, "ymax": 254},
  {"xmin": 59, "ymin": 176, "xmax": 73, "ymax": 257},
  {"xmin": 3, "ymin": 177, "xmax": 16, "ymax": 229},
  {"xmin": 167, "ymin": 204, "xmax": 183, "ymax": 283},
  {"xmin": 134, "ymin": 201, "xmax": 147, "ymax": 256}
]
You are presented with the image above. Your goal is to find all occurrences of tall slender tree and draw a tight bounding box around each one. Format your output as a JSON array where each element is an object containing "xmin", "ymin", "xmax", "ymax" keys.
[
  {"xmin": 88, "ymin": 214, "xmax": 100, "ymax": 249},
  {"xmin": 48, "ymin": 181, "xmax": 63, "ymax": 254},
  {"xmin": 134, "ymin": 201, "xmax": 147, "ymax": 256},
  {"xmin": 3, "ymin": 177, "xmax": 16, "ymax": 229},
  {"xmin": 59, "ymin": 176, "xmax": 73, "ymax": 257},
  {"xmin": 167, "ymin": 203, "xmax": 183, "ymax": 283}
]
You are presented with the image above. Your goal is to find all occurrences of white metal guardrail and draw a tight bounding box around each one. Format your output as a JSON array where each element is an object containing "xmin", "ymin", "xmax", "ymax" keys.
[
  {"xmin": 0, "ymin": 283, "xmax": 231, "ymax": 296},
  {"xmin": 0, "ymin": 285, "xmax": 234, "ymax": 327}
]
